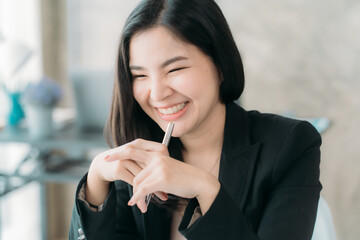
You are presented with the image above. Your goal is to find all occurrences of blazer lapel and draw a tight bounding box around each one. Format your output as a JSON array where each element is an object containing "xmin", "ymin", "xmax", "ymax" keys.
[{"xmin": 219, "ymin": 103, "xmax": 261, "ymax": 210}]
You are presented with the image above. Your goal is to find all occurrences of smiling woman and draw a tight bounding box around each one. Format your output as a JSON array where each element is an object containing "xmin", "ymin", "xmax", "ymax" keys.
[{"xmin": 69, "ymin": 0, "xmax": 322, "ymax": 240}]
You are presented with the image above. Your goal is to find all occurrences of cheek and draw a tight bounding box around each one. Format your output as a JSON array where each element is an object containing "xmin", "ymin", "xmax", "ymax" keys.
[
  {"xmin": 132, "ymin": 81, "xmax": 149, "ymax": 106},
  {"xmin": 171, "ymin": 71, "xmax": 203, "ymax": 97},
  {"xmin": 178, "ymin": 69, "xmax": 219, "ymax": 98}
]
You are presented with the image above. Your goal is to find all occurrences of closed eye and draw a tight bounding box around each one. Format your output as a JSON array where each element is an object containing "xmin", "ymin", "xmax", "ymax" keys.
[
  {"xmin": 132, "ymin": 74, "xmax": 146, "ymax": 80},
  {"xmin": 169, "ymin": 67, "xmax": 188, "ymax": 73}
]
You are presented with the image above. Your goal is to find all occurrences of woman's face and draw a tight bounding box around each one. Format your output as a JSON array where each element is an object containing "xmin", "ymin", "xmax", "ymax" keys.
[{"xmin": 130, "ymin": 26, "xmax": 224, "ymax": 138}]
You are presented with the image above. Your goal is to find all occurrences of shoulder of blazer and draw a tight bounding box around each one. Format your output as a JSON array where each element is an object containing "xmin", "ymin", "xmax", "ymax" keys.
[
  {"xmin": 224, "ymin": 102, "xmax": 307, "ymax": 148},
  {"xmin": 245, "ymin": 108, "xmax": 321, "ymax": 153},
  {"xmin": 221, "ymin": 103, "xmax": 320, "ymax": 206}
]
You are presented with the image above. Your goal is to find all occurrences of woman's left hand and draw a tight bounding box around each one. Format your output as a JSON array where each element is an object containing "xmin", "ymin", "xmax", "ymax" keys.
[{"xmin": 105, "ymin": 138, "xmax": 220, "ymax": 214}]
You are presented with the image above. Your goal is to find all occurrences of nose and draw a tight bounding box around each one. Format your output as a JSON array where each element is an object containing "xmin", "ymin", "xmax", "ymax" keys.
[{"xmin": 149, "ymin": 76, "xmax": 173, "ymax": 102}]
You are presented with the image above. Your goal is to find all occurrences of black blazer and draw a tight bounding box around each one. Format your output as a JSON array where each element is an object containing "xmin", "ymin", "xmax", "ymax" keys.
[{"xmin": 69, "ymin": 102, "xmax": 322, "ymax": 240}]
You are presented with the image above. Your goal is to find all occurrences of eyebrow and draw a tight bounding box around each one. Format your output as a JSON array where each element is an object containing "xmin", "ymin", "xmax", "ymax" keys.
[{"xmin": 130, "ymin": 56, "xmax": 188, "ymax": 70}]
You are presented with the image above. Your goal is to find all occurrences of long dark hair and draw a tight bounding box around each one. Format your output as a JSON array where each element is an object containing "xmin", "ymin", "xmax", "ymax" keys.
[{"xmin": 104, "ymin": 0, "xmax": 245, "ymax": 209}]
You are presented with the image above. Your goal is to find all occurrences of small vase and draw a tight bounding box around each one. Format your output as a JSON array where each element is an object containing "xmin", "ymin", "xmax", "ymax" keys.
[
  {"xmin": 25, "ymin": 105, "xmax": 53, "ymax": 139},
  {"xmin": 7, "ymin": 91, "xmax": 25, "ymax": 127}
]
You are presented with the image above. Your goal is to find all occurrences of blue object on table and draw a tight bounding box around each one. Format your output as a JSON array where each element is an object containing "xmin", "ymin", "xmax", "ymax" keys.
[
  {"xmin": 282, "ymin": 111, "xmax": 330, "ymax": 134},
  {"xmin": 7, "ymin": 91, "xmax": 25, "ymax": 126},
  {"xmin": 306, "ymin": 117, "xmax": 330, "ymax": 134}
]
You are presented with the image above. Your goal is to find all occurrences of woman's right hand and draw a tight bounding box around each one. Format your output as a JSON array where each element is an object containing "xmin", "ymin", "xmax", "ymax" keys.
[{"xmin": 85, "ymin": 141, "xmax": 168, "ymax": 206}]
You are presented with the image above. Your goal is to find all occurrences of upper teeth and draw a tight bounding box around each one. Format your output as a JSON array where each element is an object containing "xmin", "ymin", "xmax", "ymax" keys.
[{"xmin": 158, "ymin": 102, "xmax": 187, "ymax": 115}]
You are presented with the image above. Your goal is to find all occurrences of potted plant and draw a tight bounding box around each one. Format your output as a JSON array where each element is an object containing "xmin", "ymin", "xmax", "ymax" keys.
[{"xmin": 23, "ymin": 76, "xmax": 62, "ymax": 138}]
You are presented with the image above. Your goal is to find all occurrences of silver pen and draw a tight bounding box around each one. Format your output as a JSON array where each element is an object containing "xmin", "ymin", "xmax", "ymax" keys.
[{"xmin": 145, "ymin": 122, "xmax": 175, "ymax": 206}]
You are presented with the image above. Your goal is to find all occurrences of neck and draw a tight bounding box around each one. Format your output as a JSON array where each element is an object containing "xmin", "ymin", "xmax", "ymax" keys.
[{"xmin": 180, "ymin": 103, "xmax": 226, "ymax": 167}]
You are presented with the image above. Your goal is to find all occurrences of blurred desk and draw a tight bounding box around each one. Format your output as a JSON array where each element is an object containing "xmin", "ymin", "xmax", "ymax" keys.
[
  {"xmin": 0, "ymin": 122, "xmax": 108, "ymax": 193},
  {"xmin": 0, "ymin": 120, "xmax": 108, "ymax": 240}
]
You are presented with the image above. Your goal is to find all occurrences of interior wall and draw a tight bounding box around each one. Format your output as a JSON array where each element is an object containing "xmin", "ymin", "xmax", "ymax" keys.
[{"xmin": 218, "ymin": 1, "xmax": 360, "ymax": 239}]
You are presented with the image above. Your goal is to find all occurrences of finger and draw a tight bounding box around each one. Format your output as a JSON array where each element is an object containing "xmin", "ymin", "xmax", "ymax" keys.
[
  {"xmin": 122, "ymin": 158, "xmax": 146, "ymax": 169},
  {"xmin": 132, "ymin": 163, "xmax": 153, "ymax": 189},
  {"xmin": 105, "ymin": 147, "xmax": 152, "ymax": 165},
  {"xmin": 129, "ymin": 177, "xmax": 162, "ymax": 206},
  {"xmin": 108, "ymin": 139, "xmax": 168, "ymax": 160},
  {"xmin": 136, "ymin": 198, "xmax": 148, "ymax": 213},
  {"xmin": 128, "ymin": 184, "xmax": 150, "ymax": 213},
  {"xmin": 128, "ymin": 138, "xmax": 169, "ymax": 153},
  {"xmin": 132, "ymin": 161, "xmax": 170, "ymax": 202},
  {"xmin": 118, "ymin": 168, "xmax": 135, "ymax": 185},
  {"xmin": 132, "ymin": 165, "xmax": 168, "ymax": 202},
  {"xmin": 114, "ymin": 160, "xmax": 141, "ymax": 185},
  {"xmin": 154, "ymin": 191, "xmax": 168, "ymax": 201},
  {"xmin": 97, "ymin": 138, "xmax": 168, "ymax": 163},
  {"xmin": 124, "ymin": 160, "xmax": 143, "ymax": 176}
]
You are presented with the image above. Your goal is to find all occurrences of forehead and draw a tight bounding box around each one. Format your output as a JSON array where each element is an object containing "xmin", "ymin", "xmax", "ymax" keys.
[{"xmin": 129, "ymin": 26, "xmax": 194, "ymax": 65}]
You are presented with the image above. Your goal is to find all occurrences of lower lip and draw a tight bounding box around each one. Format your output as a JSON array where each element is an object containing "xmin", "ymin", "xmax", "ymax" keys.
[{"xmin": 157, "ymin": 102, "xmax": 189, "ymax": 121}]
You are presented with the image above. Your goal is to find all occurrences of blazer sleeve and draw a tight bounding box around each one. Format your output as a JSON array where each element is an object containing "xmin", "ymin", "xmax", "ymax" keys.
[
  {"xmin": 179, "ymin": 121, "xmax": 322, "ymax": 240},
  {"xmin": 69, "ymin": 174, "xmax": 140, "ymax": 240}
]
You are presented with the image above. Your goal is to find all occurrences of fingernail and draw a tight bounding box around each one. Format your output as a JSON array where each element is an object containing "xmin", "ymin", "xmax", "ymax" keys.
[
  {"xmin": 162, "ymin": 193, "xmax": 168, "ymax": 200},
  {"xmin": 105, "ymin": 155, "xmax": 110, "ymax": 160},
  {"xmin": 128, "ymin": 200, "xmax": 133, "ymax": 206}
]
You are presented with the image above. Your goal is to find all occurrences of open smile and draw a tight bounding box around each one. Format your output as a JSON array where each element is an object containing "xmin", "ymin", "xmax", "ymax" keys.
[{"xmin": 156, "ymin": 101, "xmax": 189, "ymax": 121}]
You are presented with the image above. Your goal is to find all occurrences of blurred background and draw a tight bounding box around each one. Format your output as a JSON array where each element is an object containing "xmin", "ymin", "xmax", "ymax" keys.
[{"xmin": 0, "ymin": 0, "xmax": 359, "ymax": 239}]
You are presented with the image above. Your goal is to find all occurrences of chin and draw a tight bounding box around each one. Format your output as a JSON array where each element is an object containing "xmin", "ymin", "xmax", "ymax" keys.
[{"xmin": 171, "ymin": 130, "xmax": 182, "ymax": 138}]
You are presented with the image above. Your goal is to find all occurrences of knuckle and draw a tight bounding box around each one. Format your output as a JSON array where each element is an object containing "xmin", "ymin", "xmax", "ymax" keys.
[
  {"xmin": 125, "ymin": 144, "xmax": 134, "ymax": 150},
  {"xmin": 158, "ymin": 164, "xmax": 167, "ymax": 173},
  {"xmin": 138, "ymin": 187, "xmax": 147, "ymax": 195},
  {"xmin": 155, "ymin": 154, "xmax": 165, "ymax": 162},
  {"xmin": 160, "ymin": 170, "xmax": 170, "ymax": 182},
  {"xmin": 127, "ymin": 148, "xmax": 134, "ymax": 156},
  {"xmin": 134, "ymin": 138, "xmax": 143, "ymax": 144},
  {"xmin": 159, "ymin": 144, "xmax": 168, "ymax": 153},
  {"xmin": 123, "ymin": 145, "xmax": 134, "ymax": 155}
]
